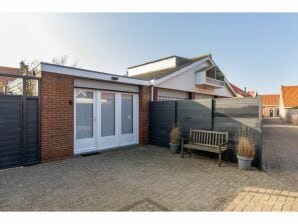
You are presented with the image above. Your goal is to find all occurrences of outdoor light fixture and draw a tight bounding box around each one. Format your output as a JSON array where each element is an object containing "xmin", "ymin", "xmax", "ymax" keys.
[{"xmin": 111, "ymin": 77, "xmax": 118, "ymax": 81}]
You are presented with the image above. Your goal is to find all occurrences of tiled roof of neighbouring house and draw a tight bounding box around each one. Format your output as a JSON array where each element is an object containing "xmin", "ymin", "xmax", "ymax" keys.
[
  {"xmin": 281, "ymin": 85, "xmax": 298, "ymax": 108},
  {"xmin": 261, "ymin": 94, "xmax": 280, "ymax": 106},
  {"xmin": 248, "ymin": 90, "xmax": 257, "ymax": 97},
  {"xmin": 230, "ymin": 83, "xmax": 251, "ymax": 97},
  {"xmin": 129, "ymin": 54, "xmax": 211, "ymax": 80},
  {"xmin": 0, "ymin": 66, "xmax": 21, "ymax": 76}
]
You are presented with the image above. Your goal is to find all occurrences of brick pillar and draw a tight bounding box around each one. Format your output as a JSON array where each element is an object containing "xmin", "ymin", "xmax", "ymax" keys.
[
  {"xmin": 139, "ymin": 85, "xmax": 150, "ymax": 145},
  {"xmin": 40, "ymin": 72, "xmax": 74, "ymax": 162}
]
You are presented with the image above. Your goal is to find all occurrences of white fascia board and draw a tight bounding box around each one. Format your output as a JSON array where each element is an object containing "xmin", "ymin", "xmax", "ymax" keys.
[
  {"xmin": 40, "ymin": 62, "xmax": 150, "ymax": 86},
  {"xmin": 209, "ymin": 57, "xmax": 237, "ymax": 97},
  {"xmin": 224, "ymin": 77, "xmax": 237, "ymax": 97},
  {"xmin": 154, "ymin": 57, "xmax": 212, "ymax": 85}
]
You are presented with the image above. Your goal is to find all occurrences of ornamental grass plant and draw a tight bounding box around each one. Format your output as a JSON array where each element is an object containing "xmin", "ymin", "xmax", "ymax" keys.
[{"xmin": 236, "ymin": 126, "xmax": 256, "ymax": 158}]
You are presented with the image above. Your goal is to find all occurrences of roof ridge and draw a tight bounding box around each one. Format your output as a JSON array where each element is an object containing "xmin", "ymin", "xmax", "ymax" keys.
[
  {"xmin": 0, "ymin": 65, "xmax": 20, "ymax": 69},
  {"xmin": 127, "ymin": 53, "xmax": 211, "ymax": 70},
  {"xmin": 127, "ymin": 55, "xmax": 177, "ymax": 69}
]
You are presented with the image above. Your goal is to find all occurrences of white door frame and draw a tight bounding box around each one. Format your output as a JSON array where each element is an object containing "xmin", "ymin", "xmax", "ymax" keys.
[
  {"xmin": 74, "ymin": 88, "xmax": 139, "ymax": 155},
  {"xmin": 74, "ymin": 89, "xmax": 97, "ymax": 154},
  {"xmin": 119, "ymin": 93, "xmax": 139, "ymax": 146}
]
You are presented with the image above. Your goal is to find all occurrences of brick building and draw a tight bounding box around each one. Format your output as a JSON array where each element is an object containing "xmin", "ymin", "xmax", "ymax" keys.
[
  {"xmin": 0, "ymin": 53, "xmax": 239, "ymax": 163},
  {"xmin": 261, "ymin": 94, "xmax": 280, "ymax": 118}
]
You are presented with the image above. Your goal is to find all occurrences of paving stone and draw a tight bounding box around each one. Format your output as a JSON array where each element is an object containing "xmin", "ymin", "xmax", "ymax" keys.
[
  {"xmin": 0, "ymin": 145, "xmax": 297, "ymax": 211},
  {"xmin": 262, "ymin": 119, "xmax": 298, "ymax": 190}
]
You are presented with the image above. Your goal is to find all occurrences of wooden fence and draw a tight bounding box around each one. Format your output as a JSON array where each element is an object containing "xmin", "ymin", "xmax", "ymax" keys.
[{"xmin": 149, "ymin": 97, "xmax": 262, "ymax": 168}]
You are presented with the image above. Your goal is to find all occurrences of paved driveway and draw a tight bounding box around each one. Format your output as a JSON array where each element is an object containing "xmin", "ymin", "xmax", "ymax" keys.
[
  {"xmin": 0, "ymin": 145, "xmax": 297, "ymax": 211},
  {"xmin": 263, "ymin": 118, "xmax": 298, "ymax": 190}
]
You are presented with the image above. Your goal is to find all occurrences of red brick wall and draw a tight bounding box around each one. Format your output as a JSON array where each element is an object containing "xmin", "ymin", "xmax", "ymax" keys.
[
  {"xmin": 262, "ymin": 106, "xmax": 279, "ymax": 117},
  {"xmin": 41, "ymin": 72, "xmax": 74, "ymax": 162},
  {"xmin": 139, "ymin": 85, "xmax": 151, "ymax": 144}
]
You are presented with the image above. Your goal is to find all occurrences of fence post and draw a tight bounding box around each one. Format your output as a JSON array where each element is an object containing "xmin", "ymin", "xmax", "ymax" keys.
[
  {"xmin": 211, "ymin": 99, "xmax": 215, "ymax": 131},
  {"xmin": 175, "ymin": 101, "xmax": 178, "ymax": 126}
]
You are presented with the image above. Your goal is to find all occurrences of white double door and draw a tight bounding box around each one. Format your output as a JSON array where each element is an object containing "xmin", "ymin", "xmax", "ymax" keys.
[{"xmin": 74, "ymin": 89, "xmax": 139, "ymax": 154}]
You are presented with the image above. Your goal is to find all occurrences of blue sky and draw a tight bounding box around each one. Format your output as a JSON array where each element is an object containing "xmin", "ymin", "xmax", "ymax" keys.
[{"xmin": 0, "ymin": 13, "xmax": 298, "ymax": 94}]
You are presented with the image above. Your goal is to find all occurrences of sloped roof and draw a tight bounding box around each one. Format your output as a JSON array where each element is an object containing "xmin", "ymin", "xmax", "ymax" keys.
[
  {"xmin": 261, "ymin": 94, "xmax": 279, "ymax": 106},
  {"xmin": 248, "ymin": 90, "xmax": 257, "ymax": 97},
  {"xmin": 230, "ymin": 83, "xmax": 250, "ymax": 97},
  {"xmin": 281, "ymin": 85, "xmax": 298, "ymax": 108},
  {"xmin": 130, "ymin": 54, "xmax": 211, "ymax": 80},
  {"xmin": 0, "ymin": 66, "xmax": 21, "ymax": 76}
]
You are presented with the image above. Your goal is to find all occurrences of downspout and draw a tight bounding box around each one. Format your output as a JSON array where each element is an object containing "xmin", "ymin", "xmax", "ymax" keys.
[{"xmin": 150, "ymin": 79, "xmax": 155, "ymax": 102}]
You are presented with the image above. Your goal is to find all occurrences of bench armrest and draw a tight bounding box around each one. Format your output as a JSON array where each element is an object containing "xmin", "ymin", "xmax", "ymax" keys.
[
  {"xmin": 219, "ymin": 141, "xmax": 228, "ymax": 147},
  {"xmin": 181, "ymin": 137, "xmax": 190, "ymax": 144}
]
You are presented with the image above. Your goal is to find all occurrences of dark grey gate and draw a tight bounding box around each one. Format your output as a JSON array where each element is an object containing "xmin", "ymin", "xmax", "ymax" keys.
[{"xmin": 0, "ymin": 74, "xmax": 40, "ymax": 169}]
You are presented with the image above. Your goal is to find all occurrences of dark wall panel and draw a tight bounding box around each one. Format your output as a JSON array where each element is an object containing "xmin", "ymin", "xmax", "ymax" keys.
[
  {"xmin": 213, "ymin": 97, "xmax": 262, "ymax": 167},
  {"xmin": 0, "ymin": 96, "xmax": 22, "ymax": 169},
  {"xmin": 149, "ymin": 101, "xmax": 175, "ymax": 147},
  {"xmin": 24, "ymin": 98, "xmax": 39, "ymax": 166},
  {"xmin": 177, "ymin": 99, "xmax": 212, "ymax": 137},
  {"xmin": 0, "ymin": 96, "xmax": 39, "ymax": 169}
]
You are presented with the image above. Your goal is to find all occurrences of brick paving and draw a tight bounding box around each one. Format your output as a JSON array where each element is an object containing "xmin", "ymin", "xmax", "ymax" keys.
[
  {"xmin": 262, "ymin": 118, "xmax": 298, "ymax": 190},
  {"xmin": 0, "ymin": 145, "xmax": 297, "ymax": 211}
]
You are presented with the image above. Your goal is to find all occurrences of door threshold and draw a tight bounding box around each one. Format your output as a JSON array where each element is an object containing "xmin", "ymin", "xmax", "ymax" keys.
[{"xmin": 80, "ymin": 151, "xmax": 102, "ymax": 157}]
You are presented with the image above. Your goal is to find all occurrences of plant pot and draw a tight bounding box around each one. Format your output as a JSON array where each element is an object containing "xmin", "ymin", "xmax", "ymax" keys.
[
  {"xmin": 169, "ymin": 142, "xmax": 180, "ymax": 153},
  {"xmin": 237, "ymin": 155, "xmax": 253, "ymax": 170}
]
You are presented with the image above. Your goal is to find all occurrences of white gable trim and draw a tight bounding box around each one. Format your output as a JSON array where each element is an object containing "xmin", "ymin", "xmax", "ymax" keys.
[
  {"xmin": 154, "ymin": 57, "xmax": 212, "ymax": 85},
  {"xmin": 153, "ymin": 56, "xmax": 237, "ymax": 97},
  {"xmin": 40, "ymin": 62, "xmax": 150, "ymax": 86}
]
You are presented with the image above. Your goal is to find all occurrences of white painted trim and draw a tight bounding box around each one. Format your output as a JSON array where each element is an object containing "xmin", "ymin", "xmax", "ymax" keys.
[
  {"xmin": 152, "ymin": 56, "xmax": 237, "ymax": 97},
  {"xmin": 208, "ymin": 58, "xmax": 237, "ymax": 97},
  {"xmin": 40, "ymin": 62, "xmax": 150, "ymax": 86},
  {"xmin": 74, "ymin": 88, "xmax": 139, "ymax": 154},
  {"xmin": 154, "ymin": 57, "xmax": 212, "ymax": 85}
]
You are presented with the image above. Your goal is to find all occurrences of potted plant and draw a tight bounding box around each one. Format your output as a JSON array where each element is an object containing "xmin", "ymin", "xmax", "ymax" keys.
[
  {"xmin": 236, "ymin": 127, "xmax": 256, "ymax": 170},
  {"xmin": 169, "ymin": 126, "xmax": 181, "ymax": 153}
]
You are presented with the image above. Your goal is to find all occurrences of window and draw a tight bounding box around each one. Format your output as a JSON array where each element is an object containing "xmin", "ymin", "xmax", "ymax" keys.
[
  {"xmin": 101, "ymin": 92, "xmax": 115, "ymax": 137},
  {"xmin": 121, "ymin": 94, "xmax": 133, "ymax": 134},
  {"xmin": 76, "ymin": 90, "xmax": 94, "ymax": 139}
]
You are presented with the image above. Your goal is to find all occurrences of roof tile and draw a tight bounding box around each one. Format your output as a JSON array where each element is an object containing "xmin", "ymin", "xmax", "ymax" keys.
[
  {"xmin": 281, "ymin": 86, "xmax": 298, "ymax": 108},
  {"xmin": 0, "ymin": 66, "xmax": 21, "ymax": 76},
  {"xmin": 261, "ymin": 94, "xmax": 279, "ymax": 106}
]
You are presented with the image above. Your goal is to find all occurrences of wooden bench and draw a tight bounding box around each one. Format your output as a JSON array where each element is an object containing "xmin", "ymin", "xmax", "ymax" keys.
[{"xmin": 181, "ymin": 129, "xmax": 229, "ymax": 166}]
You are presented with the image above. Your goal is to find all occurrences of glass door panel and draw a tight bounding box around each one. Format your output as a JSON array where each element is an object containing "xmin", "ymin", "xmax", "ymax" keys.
[
  {"xmin": 76, "ymin": 91, "xmax": 94, "ymax": 139},
  {"xmin": 101, "ymin": 92, "xmax": 115, "ymax": 137},
  {"xmin": 121, "ymin": 94, "xmax": 133, "ymax": 134},
  {"xmin": 74, "ymin": 89, "xmax": 96, "ymax": 154}
]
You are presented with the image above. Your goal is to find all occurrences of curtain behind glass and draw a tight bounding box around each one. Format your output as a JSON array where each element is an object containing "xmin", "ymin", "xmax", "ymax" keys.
[
  {"xmin": 101, "ymin": 92, "xmax": 115, "ymax": 137},
  {"xmin": 121, "ymin": 94, "xmax": 133, "ymax": 134},
  {"xmin": 76, "ymin": 90, "xmax": 93, "ymax": 139}
]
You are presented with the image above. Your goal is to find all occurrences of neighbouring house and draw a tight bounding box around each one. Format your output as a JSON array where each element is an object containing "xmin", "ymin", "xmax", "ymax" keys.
[
  {"xmin": 247, "ymin": 90, "xmax": 258, "ymax": 97},
  {"xmin": 126, "ymin": 54, "xmax": 237, "ymax": 100},
  {"xmin": 0, "ymin": 66, "xmax": 22, "ymax": 94},
  {"xmin": 261, "ymin": 94, "xmax": 280, "ymax": 118},
  {"xmin": 230, "ymin": 83, "xmax": 251, "ymax": 97},
  {"xmin": 279, "ymin": 85, "xmax": 298, "ymax": 123},
  {"xmin": 0, "ymin": 53, "xmax": 243, "ymax": 167}
]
